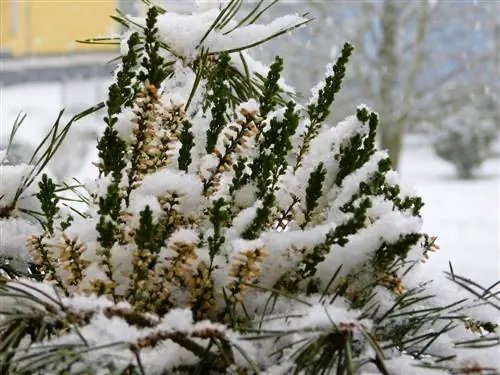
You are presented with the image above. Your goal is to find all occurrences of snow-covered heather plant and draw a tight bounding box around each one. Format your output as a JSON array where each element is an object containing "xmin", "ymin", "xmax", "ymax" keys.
[
  {"xmin": 0, "ymin": 1, "xmax": 498, "ymax": 374},
  {"xmin": 431, "ymin": 106, "xmax": 498, "ymax": 179}
]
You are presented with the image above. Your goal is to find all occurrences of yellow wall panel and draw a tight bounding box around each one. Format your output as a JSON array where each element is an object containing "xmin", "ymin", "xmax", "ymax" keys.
[
  {"xmin": 1, "ymin": 0, "xmax": 118, "ymax": 57},
  {"xmin": 0, "ymin": 0, "xmax": 14, "ymax": 54}
]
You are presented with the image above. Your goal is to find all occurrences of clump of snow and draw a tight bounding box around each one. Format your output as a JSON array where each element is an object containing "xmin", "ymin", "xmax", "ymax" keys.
[
  {"xmin": 0, "ymin": 162, "xmax": 44, "ymax": 217},
  {"xmin": 84, "ymin": 174, "xmax": 113, "ymax": 199},
  {"xmin": 114, "ymin": 107, "xmax": 136, "ymax": 143},
  {"xmin": 228, "ymin": 201, "xmax": 263, "ymax": 237},
  {"xmin": 0, "ymin": 218, "xmax": 38, "ymax": 261},
  {"xmin": 236, "ymin": 99, "xmax": 259, "ymax": 119},
  {"xmin": 233, "ymin": 183, "xmax": 258, "ymax": 208},
  {"xmin": 135, "ymin": 168, "xmax": 205, "ymax": 214},
  {"xmin": 128, "ymin": 194, "xmax": 163, "ymax": 223},
  {"xmin": 0, "ymin": 164, "xmax": 30, "ymax": 207},
  {"xmin": 129, "ymin": 10, "xmax": 306, "ymax": 63},
  {"xmin": 160, "ymin": 62, "xmax": 198, "ymax": 105},
  {"xmin": 362, "ymin": 354, "xmax": 445, "ymax": 375},
  {"xmin": 167, "ymin": 228, "xmax": 200, "ymax": 246}
]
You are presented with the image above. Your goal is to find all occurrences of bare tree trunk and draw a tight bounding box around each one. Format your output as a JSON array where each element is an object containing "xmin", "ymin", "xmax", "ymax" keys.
[
  {"xmin": 378, "ymin": 0, "xmax": 430, "ymax": 169},
  {"xmin": 378, "ymin": 0, "xmax": 401, "ymax": 168}
]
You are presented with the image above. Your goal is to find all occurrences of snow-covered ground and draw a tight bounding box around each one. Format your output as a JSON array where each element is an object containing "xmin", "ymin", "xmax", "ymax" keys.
[
  {"xmin": 0, "ymin": 80, "xmax": 108, "ymax": 140},
  {"xmin": 0, "ymin": 80, "xmax": 108, "ymax": 181},
  {"xmin": 1, "ymin": 81, "xmax": 499, "ymax": 286},
  {"xmin": 401, "ymin": 140, "xmax": 499, "ymax": 287}
]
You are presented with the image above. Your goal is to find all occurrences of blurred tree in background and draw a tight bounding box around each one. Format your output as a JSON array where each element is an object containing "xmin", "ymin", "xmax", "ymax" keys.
[
  {"xmin": 250, "ymin": 0, "xmax": 499, "ymax": 169},
  {"xmin": 431, "ymin": 105, "xmax": 498, "ymax": 178}
]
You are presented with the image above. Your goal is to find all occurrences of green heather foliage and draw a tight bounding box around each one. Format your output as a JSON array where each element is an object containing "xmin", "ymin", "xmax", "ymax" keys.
[{"xmin": 0, "ymin": 1, "xmax": 497, "ymax": 374}]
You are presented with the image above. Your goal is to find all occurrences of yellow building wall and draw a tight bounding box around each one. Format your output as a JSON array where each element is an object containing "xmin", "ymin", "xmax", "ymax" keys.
[{"xmin": 0, "ymin": 0, "xmax": 118, "ymax": 57}]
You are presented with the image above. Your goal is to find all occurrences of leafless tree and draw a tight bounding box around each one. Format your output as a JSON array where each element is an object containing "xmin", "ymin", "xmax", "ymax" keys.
[{"xmin": 251, "ymin": 0, "xmax": 499, "ymax": 169}]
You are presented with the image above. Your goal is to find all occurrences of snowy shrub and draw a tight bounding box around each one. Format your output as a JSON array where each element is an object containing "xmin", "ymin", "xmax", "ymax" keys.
[
  {"xmin": 432, "ymin": 106, "xmax": 498, "ymax": 179},
  {"xmin": 0, "ymin": 2, "xmax": 498, "ymax": 374}
]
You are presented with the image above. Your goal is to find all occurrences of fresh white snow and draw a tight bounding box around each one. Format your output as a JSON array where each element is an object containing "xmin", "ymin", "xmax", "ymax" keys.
[
  {"xmin": 0, "ymin": 3, "xmax": 498, "ymax": 371},
  {"xmin": 400, "ymin": 138, "xmax": 500, "ymax": 287},
  {"xmin": 1, "ymin": 82, "xmax": 498, "ymax": 287}
]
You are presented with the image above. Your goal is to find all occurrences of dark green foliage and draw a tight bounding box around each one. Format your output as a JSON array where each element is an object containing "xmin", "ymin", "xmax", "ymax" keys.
[
  {"xmin": 178, "ymin": 119, "xmax": 195, "ymax": 171},
  {"xmin": 138, "ymin": 7, "xmax": 168, "ymax": 88},
  {"xmin": 229, "ymin": 156, "xmax": 250, "ymax": 195},
  {"xmin": 406, "ymin": 196, "xmax": 424, "ymax": 216},
  {"xmin": 295, "ymin": 42, "xmax": 354, "ymax": 171},
  {"xmin": 357, "ymin": 107, "xmax": 378, "ymax": 166},
  {"xmin": 259, "ymin": 56, "xmax": 284, "ymax": 120},
  {"xmin": 301, "ymin": 162, "xmax": 326, "ymax": 229},
  {"xmin": 389, "ymin": 184, "xmax": 424, "ymax": 216},
  {"xmin": 205, "ymin": 53, "xmax": 231, "ymax": 153},
  {"xmin": 117, "ymin": 32, "xmax": 141, "ymax": 108},
  {"xmin": 242, "ymin": 193, "xmax": 275, "ymax": 240},
  {"xmin": 154, "ymin": 195, "xmax": 179, "ymax": 248},
  {"xmin": 97, "ymin": 127, "xmax": 127, "ymax": 180},
  {"xmin": 103, "ymin": 84, "xmax": 122, "ymax": 129},
  {"xmin": 478, "ymin": 321, "xmax": 498, "ymax": 334},
  {"xmin": 96, "ymin": 216, "xmax": 118, "ymax": 250},
  {"xmin": 102, "ymin": 32, "xmax": 140, "ymax": 126},
  {"xmin": 335, "ymin": 131, "xmax": 365, "ymax": 186},
  {"xmin": 291, "ymin": 328, "xmax": 358, "ymax": 375},
  {"xmin": 98, "ymin": 33, "xmax": 139, "ymax": 178},
  {"xmin": 135, "ymin": 205, "xmax": 159, "ymax": 255},
  {"xmin": 244, "ymin": 101, "xmax": 300, "ymax": 239},
  {"xmin": 208, "ymin": 198, "xmax": 231, "ymax": 268},
  {"xmin": 97, "ymin": 182, "xmax": 122, "ymax": 224},
  {"xmin": 341, "ymin": 164, "xmax": 387, "ymax": 216},
  {"xmin": 335, "ymin": 108, "xmax": 381, "ymax": 186},
  {"xmin": 95, "ymin": 44, "xmax": 135, "ymax": 271},
  {"xmin": 308, "ymin": 42, "xmax": 354, "ymax": 124},
  {"xmin": 299, "ymin": 198, "xmax": 372, "ymax": 280},
  {"xmin": 96, "ymin": 182, "xmax": 122, "ymax": 249},
  {"xmin": 374, "ymin": 233, "xmax": 422, "ymax": 272},
  {"xmin": 252, "ymin": 101, "xmax": 300, "ymax": 197},
  {"xmin": 36, "ymin": 174, "xmax": 59, "ymax": 235}
]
